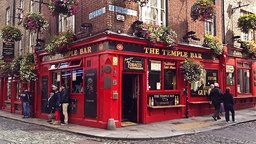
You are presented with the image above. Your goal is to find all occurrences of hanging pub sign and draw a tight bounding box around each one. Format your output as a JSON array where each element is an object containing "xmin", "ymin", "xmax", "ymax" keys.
[
  {"xmin": 2, "ymin": 41, "xmax": 15, "ymax": 58},
  {"xmin": 123, "ymin": 56, "xmax": 144, "ymax": 71}
]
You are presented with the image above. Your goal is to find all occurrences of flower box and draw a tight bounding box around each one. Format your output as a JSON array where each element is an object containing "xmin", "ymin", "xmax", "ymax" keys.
[{"xmin": 48, "ymin": 0, "xmax": 79, "ymax": 16}]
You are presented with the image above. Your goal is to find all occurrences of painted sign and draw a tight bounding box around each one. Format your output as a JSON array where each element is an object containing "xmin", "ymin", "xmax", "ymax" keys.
[
  {"xmin": 149, "ymin": 94, "xmax": 180, "ymax": 106},
  {"xmin": 108, "ymin": 5, "xmax": 137, "ymax": 16},
  {"xmin": 2, "ymin": 41, "xmax": 15, "ymax": 58},
  {"xmin": 123, "ymin": 57, "xmax": 144, "ymax": 71},
  {"xmin": 89, "ymin": 7, "xmax": 106, "ymax": 20}
]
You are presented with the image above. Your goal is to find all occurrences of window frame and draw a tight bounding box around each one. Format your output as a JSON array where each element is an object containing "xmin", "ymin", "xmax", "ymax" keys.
[
  {"xmin": 58, "ymin": 15, "xmax": 75, "ymax": 33},
  {"xmin": 5, "ymin": 7, "xmax": 11, "ymax": 25},
  {"xmin": 237, "ymin": 62, "xmax": 251, "ymax": 95}
]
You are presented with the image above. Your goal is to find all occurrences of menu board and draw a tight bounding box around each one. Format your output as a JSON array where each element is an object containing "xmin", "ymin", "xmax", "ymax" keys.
[{"xmin": 2, "ymin": 41, "xmax": 15, "ymax": 58}]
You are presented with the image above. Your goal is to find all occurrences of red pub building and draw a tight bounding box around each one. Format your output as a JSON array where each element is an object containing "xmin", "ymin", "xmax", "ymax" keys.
[{"xmin": 0, "ymin": 0, "xmax": 256, "ymax": 129}]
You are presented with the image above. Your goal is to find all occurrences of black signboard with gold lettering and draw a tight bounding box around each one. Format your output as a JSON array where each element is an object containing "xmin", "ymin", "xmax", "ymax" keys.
[
  {"xmin": 3, "ymin": 41, "xmax": 15, "ymax": 58},
  {"xmin": 149, "ymin": 94, "xmax": 179, "ymax": 106},
  {"xmin": 123, "ymin": 56, "xmax": 144, "ymax": 71}
]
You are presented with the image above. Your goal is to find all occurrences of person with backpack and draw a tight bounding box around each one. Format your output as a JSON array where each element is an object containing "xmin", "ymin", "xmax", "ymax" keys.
[
  {"xmin": 223, "ymin": 87, "xmax": 235, "ymax": 122},
  {"xmin": 46, "ymin": 90, "xmax": 55, "ymax": 123}
]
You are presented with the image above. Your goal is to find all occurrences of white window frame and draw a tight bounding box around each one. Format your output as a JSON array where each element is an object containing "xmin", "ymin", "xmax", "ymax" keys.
[
  {"xmin": 140, "ymin": 0, "xmax": 166, "ymax": 26},
  {"xmin": 29, "ymin": 32, "xmax": 36, "ymax": 53},
  {"xmin": 6, "ymin": 7, "xmax": 11, "ymax": 25},
  {"xmin": 205, "ymin": 19, "xmax": 214, "ymax": 35},
  {"xmin": 240, "ymin": 11, "xmax": 255, "ymax": 41},
  {"xmin": 58, "ymin": 15, "xmax": 75, "ymax": 33}
]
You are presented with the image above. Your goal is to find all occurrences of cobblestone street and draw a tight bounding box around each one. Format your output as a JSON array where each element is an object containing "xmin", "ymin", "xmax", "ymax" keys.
[{"xmin": 1, "ymin": 116, "xmax": 256, "ymax": 144}]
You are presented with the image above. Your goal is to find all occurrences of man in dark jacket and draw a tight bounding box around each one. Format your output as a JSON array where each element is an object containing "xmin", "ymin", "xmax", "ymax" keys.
[
  {"xmin": 20, "ymin": 89, "xmax": 31, "ymax": 118},
  {"xmin": 60, "ymin": 85, "xmax": 70, "ymax": 125},
  {"xmin": 223, "ymin": 87, "xmax": 235, "ymax": 122},
  {"xmin": 209, "ymin": 83, "xmax": 223, "ymax": 121}
]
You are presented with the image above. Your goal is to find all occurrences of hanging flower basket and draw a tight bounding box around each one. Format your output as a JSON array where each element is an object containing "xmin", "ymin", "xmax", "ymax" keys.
[
  {"xmin": 238, "ymin": 14, "xmax": 256, "ymax": 33},
  {"xmin": 0, "ymin": 60, "xmax": 12, "ymax": 77},
  {"xmin": 10, "ymin": 56, "xmax": 23, "ymax": 76},
  {"xmin": 45, "ymin": 30, "xmax": 76, "ymax": 54},
  {"xmin": 203, "ymin": 34, "xmax": 223, "ymax": 55},
  {"xmin": 180, "ymin": 59, "xmax": 205, "ymax": 83},
  {"xmin": 20, "ymin": 53, "xmax": 36, "ymax": 82},
  {"xmin": 144, "ymin": 24, "xmax": 177, "ymax": 46},
  {"xmin": 124, "ymin": 0, "xmax": 149, "ymax": 6},
  {"xmin": 48, "ymin": 0, "xmax": 79, "ymax": 16},
  {"xmin": 240, "ymin": 40, "xmax": 256, "ymax": 57},
  {"xmin": 191, "ymin": 0, "xmax": 215, "ymax": 21},
  {"xmin": 1, "ymin": 26, "xmax": 22, "ymax": 41},
  {"xmin": 23, "ymin": 13, "xmax": 48, "ymax": 31}
]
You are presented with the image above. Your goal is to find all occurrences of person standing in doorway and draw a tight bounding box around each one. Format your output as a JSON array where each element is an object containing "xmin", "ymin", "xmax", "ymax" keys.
[
  {"xmin": 223, "ymin": 87, "xmax": 235, "ymax": 122},
  {"xmin": 20, "ymin": 89, "xmax": 31, "ymax": 118},
  {"xmin": 52, "ymin": 85, "xmax": 61, "ymax": 125},
  {"xmin": 209, "ymin": 83, "xmax": 223, "ymax": 121},
  {"xmin": 60, "ymin": 85, "xmax": 70, "ymax": 125}
]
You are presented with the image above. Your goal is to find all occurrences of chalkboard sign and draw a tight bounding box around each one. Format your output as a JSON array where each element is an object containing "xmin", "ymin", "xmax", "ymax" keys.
[
  {"xmin": 149, "ymin": 94, "xmax": 179, "ymax": 106},
  {"xmin": 84, "ymin": 69, "xmax": 97, "ymax": 118},
  {"xmin": 2, "ymin": 41, "xmax": 15, "ymax": 58},
  {"xmin": 123, "ymin": 56, "xmax": 144, "ymax": 71}
]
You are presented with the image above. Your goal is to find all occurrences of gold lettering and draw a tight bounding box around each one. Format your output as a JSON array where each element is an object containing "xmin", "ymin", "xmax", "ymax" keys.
[
  {"xmin": 162, "ymin": 49, "xmax": 166, "ymax": 55},
  {"xmin": 87, "ymin": 47, "xmax": 92, "ymax": 53},
  {"xmin": 74, "ymin": 50, "xmax": 78, "ymax": 55},
  {"xmin": 144, "ymin": 47, "xmax": 149, "ymax": 53}
]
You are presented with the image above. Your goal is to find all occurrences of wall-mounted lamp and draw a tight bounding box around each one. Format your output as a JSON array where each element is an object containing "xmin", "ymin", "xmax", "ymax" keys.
[{"xmin": 183, "ymin": 31, "xmax": 200, "ymax": 43}]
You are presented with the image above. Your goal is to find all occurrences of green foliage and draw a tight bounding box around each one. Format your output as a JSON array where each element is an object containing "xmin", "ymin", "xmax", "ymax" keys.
[
  {"xmin": 10, "ymin": 56, "xmax": 23, "ymax": 76},
  {"xmin": 144, "ymin": 24, "xmax": 177, "ymax": 45},
  {"xmin": 203, "ymin": 34, "xmax": 223, "ymax": 55},
  {"xmin": 240, "ymin": 40, "xmax": 256, "ymax": 56},
  {"xmin": 45, "ymin": 31, "xmax": 75, "ymax": 54},
  {"xmin": 1, "ymin": 26, "xmax": 22, "ymax": 41},
  {"xmin": 180, "ymin": 59, "xmax": 205, "ymax": 83},
  {"xmin": 20, "ymin": 53, "xmax": 36, "ymax": 81},
  {"xmin": 191, "ymin": 0, "xmax": 215, "ymax": 21},
  {"xmin": 23, "ymin": 13, "xmax": 48, "ymax": 31},
  {"xmin": 238, "ymin": 14, "xmax": 256, "ymax": 33}
]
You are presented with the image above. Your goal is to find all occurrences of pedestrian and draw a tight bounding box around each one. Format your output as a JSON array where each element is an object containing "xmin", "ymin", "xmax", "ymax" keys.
[
  {"xmin": 60, "ymin": 85, "xmax": 70, "ymax": 125},
  {"xmin": 46, "ymin": 90, "xmax": 55, "ymax": 123},
  {"xmin": 223, "ymin": 87, "xmax": 235, "ymax": 122},
  {"xmin": 52, "ymin": 85, "xmax": 61, "ymax": 125},
  {"xmin": 207, "ymin": 84, "xmax": 214, "ymax": 100},
  {"xmin": 20, "ymin": 89, "xmax": 31, "ymax": 118},
  {"xmin": 209, "ymin": 82, "xmax": 223, "ymax": 121}
]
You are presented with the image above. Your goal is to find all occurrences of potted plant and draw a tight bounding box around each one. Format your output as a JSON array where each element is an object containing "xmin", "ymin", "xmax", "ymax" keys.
[
  {"xmin": 238, "ymin": 14, "xmax": 256, "ymax": 33},
  {"xmin": 239, "ymin": 40, "xmax": 256, "ymax": 57},
  {"xmin": 48, "ymin": 0, "xmax": 79, "ymax": 16},
  {"xmin": 45, "ymin": 30, "xmax": 76, "ymax": 54},
  {"xmin": 124, "ymin": 0, "xmax": 149, "ymax": 6},
  {"xmin": 191, "ymin": 0, "xmax": 215, "ymax": 21},
  {"xmin": 0, "ymin": 60, "xmax": 12, "ymax": 77},
  {"xmin": 10, "ymin": 56, "xmax": 23, "ymax": 76},
  {"xmin": 180, "ymin": 59, "xmax": 205, "ymax": 83},
  {"xmin": 203, "ymin": 34, "xmax": 223, "ymax": 55},
  {"xmin": 20, "ymin": 53, "xmax": 36, "ymax": 81},
  {"xmin": 23, "ymin": 13, "xmax": 48, "ymax": 31},
  {"xmin": 144, "ymin": 24, "xmax": 177, "ymax": 46},
  {"xmin": 1, "ymin": 26, "xmax": 22, "ymax": 41}
]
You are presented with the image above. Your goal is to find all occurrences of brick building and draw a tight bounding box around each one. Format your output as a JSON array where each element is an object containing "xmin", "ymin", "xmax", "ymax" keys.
[{"xmin": 0, "ymin": 0, "xmax": 256, "ymax": 129}]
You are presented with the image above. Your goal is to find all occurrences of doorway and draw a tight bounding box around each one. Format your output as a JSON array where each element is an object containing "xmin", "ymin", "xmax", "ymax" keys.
[{"xmin": 122, "ymin": 74, "xmax": 140, "ymax": 125}]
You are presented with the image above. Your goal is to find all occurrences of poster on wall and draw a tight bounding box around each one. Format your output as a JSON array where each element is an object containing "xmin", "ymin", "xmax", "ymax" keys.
[
  {"xmin": 84, "ymin": 69, "xmax": 97, "ymax": 118},
  {"xmin": 2, "ymin": 41, "xmax": 15, "ymax": 59}
]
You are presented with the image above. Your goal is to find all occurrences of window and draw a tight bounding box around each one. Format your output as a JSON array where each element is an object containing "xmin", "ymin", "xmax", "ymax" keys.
[
  {"xmin": 52, "ymin": 72, "xmax": 61, "ymax": 88},
  {"xmin": 164, "ymin": 62, "xmax": 176, "ymax": 90},
  {"xmin": 148, "ymin": 60, "xmax": 177, "ymax": 90},
  {"xmin": 148, "ymin": 60, "xmax": 161, "ymax": 90},
  {"xmin": 29, "ymin": 32, "xmax": 36, "ymax": 53},
  {"xmin": 140, "ymin": 0, "xmax": 166, "ymax": 26},
  {"xmin": 237, "ymin": 62, "xmax": 251, "ymax": 94},
  {"xmin": 72, "ymin": 69, "xmax": 83, "ymax": 93},
  {"xmin": 240, "ymin": 11, "xmax": 255, "ymax": 41},
  {"xmin": 59, "ymin": 15, "xmax": 75, "ymax": 33},
  {"xmin": 6, "ymin": 7, "xmax": 11, "ymax": 25},
  {"xmin": 226, "ymin": 65, "xmax": 235, "ymax": 86},
  {"xmin": 30, "ymin": 0, "xmax": 38, "ymax": 13},
  {"xmin": 7, "ymin": 77, "xmax": 12, "ymax": 100},
  {"xmin": 18, "ymin": 41, "xmax": 23, "ymax": 55},
  {"xmin": 205, "ymin": 19, "xmax": 214, "ymax": 35},
  {"xmin": 61, "ymin": 71, "xmax": 71, "ymax": 90},
  {"xmin": 191, "ymin": 69, "xmax": 218, "ymax": 96}
]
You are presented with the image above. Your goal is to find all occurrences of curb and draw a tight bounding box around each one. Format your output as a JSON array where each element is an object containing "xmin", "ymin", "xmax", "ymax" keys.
[{"xmin": 0, "ymin": 114, "xmax": 256, "ymax": 141}]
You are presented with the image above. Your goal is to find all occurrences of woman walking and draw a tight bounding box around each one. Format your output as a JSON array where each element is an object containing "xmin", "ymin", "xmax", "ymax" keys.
[{"xmin": 223, "ymin": 87, "xmax": 235, "ymax": 122}]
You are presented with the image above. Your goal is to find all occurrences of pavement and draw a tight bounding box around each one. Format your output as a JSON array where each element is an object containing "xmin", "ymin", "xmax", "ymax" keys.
[{"xmin": 0, "ymin": 108, "xmax": 256, "ymax": 140}]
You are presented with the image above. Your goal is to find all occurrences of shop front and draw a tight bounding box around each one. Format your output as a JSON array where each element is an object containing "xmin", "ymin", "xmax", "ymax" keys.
[{"xmin": 34, "ymin": 33, "xmax": 228, "ymax": 128}]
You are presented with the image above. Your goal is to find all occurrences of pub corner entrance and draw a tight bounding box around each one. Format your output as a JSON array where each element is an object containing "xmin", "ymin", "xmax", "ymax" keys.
[{"xmin": 122, "ymin": 74, "xmax": 141, "ymax": 126}]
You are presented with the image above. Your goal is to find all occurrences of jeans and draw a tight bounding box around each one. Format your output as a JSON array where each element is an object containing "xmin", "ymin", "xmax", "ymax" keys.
[
  {"xmin": 23, "ymin": 102, "xmax": 30, "ymax": 118},
  {"xmin": 225, "ymin": 105, "xmax": 235, "ymax": 122}
]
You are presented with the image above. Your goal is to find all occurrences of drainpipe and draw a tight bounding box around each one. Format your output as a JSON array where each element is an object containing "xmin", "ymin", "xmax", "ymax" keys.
[
  {"xmin": 12, "ymin": 0, "xmax": 16, "ymax": 26},
  {"xmin": 221, "ymin": 0, "xmax": 225, "ymax": 44}
]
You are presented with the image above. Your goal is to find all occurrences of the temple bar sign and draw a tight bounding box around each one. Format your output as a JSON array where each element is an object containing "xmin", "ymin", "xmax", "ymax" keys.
[{"xmin": 144, "ymin": 47, "xmax": 202, "ymax": 59}]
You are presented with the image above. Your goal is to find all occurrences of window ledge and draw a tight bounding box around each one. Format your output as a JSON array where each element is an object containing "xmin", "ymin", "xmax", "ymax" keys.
[
  {"xmin": 148, "ymin": 105, "xmax": 185, "ymax": 109},
  {"xmin": 189, "ymin": 101, "xmax": 211, "ymax": 104},
  {"xmin": 234, "ymin": 96, "xmax": 256, "ymax": 99}
]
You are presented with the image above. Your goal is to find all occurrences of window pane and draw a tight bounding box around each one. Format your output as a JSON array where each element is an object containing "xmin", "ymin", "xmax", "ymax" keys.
[
  {"xmin": 61, "ymin": 71, "xmax": 71, "ymax": 90},
  {"xmin": 244, "ymin": 70, "xmax": 250, "ymax": 93},
  {"xmin": 72, "ymin": 69, "xmax": 83, "ymax": 93},
  {"xmin": 164, "ymin": 62, "xmax": 176, "ymax": 90},
  {"xmin": 52, "ymin": 72, "xmax": 60, "ymax": 88},
  {"xmin": 237, "ymin": 69, "xmax": 243, "ymax": 94},
  {"xmin": 148, "ymin": 60, "xmax": 161, "ymax": 90}
]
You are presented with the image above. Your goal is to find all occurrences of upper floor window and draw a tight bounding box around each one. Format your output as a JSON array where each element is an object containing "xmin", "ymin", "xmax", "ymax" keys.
[
  {"xmin": 29, "ymin": 32, "xmax": 36, "ymax": 53},
  {"xmin": 240, "ymin": 11, "xmax": 255, "ymax": 41},
  {"xmin": 140, "ymin": 0, "xmax": 166, "ymax": 26},
  {"xmin": 205, "ymin": 19, "xmax": 214, "ymax": 35},
  {"xmin": 58, "ymin": 15, "xmax": 75, "ymax": 33},
  {"xmin": 6, "ymin": 7, "xmax": 11, "ymax": 25},
  {"xmin": 30, "ymin": 0, "xmax": 38, "ymax": 13}
]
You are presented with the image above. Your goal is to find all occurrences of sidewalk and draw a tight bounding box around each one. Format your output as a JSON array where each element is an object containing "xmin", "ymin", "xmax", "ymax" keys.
[{"xmin": 0, "ymin": 108, "xmax": 255, "ymax": 140}]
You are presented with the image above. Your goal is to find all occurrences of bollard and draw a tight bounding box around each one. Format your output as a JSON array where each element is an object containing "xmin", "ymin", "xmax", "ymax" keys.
[{"xmin": 107, "ymin": 118, "xmax": 116, "ymax": 130}]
